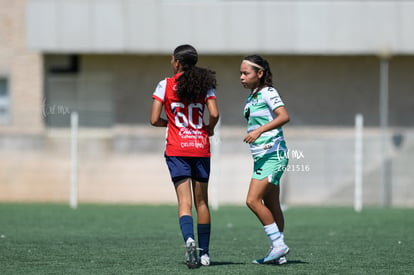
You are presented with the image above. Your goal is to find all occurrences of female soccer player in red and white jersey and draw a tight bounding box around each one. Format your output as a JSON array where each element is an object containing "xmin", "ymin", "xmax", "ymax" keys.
[{"xmin": 150, "ymin": 44, "xmax": 219, "ymax": 269}]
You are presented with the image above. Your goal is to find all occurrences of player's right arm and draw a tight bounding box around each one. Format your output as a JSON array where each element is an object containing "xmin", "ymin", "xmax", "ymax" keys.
[
  {"xmin": 150, "ymin": 99, "xmax": 168, "ymax": 127},
  {"xmin": 150, "ymin": 79, "xmax": 168, "ymax": 127}
]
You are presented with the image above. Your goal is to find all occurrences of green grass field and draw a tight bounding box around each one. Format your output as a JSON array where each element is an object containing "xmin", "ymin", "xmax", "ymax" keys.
[{"xmin": 0, "ymin": 204, "xmax": 413, "ymax": 274}]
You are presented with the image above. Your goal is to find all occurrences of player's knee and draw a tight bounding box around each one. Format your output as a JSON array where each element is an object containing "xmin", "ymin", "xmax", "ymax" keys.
[
  {"xmin": 246, "ymin": 197, "xmax": 258, "ymax": 210},
  {"xmin": 178, "ymin": 200, "xmax": 192, "ymax": 211},
  {"xmin": 195, "ymin": 200, "xmax": 209, "ymax": 211}
]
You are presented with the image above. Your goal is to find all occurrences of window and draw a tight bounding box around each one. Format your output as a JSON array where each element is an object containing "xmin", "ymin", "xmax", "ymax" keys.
[{"xmin": 0, "ymin": 78, "xmax": 10, "ymax": 124}]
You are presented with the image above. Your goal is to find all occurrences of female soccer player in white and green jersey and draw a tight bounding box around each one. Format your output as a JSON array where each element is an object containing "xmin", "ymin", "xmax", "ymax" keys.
[{"xmin": 240, "ymin": 55, "xmax": 290, "ymax": 265}]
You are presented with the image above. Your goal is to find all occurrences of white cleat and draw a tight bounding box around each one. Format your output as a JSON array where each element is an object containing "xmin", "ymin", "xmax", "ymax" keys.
[
  {"xmin": 252, "ymin": 244, "xmax": 289, "ymax": 264},
  {"xmin": 274, "ymin": 256, "xmax": 287, "ymax": 265},
  {"xmin": 200, "ymin": 254, "xmax": 210, "ymax": 266}
]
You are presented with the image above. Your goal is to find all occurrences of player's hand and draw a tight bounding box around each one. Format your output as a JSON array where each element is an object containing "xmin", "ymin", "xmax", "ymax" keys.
[
  {"xmin": 206, "ymin": 125, "xmax": 214, "ymax": 136},
  {"xmin": 243, "ymin": 129, "xmax": 261, "ymax": 143}
]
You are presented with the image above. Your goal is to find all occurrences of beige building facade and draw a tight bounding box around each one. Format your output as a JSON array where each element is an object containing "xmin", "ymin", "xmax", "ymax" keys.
[
  {"xmin": 0, "ymin": 0, "xmax": 43, "ymax": 135},
  {"xmin": 0, "ymin": 0, "xmax": 413, "ymax": 206}
]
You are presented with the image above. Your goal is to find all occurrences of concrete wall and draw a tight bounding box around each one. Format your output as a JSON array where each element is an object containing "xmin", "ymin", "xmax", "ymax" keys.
[
  {"xmin": 44, "ymin": 54, "xmax": 414, "ymax": 127},
  {"xmin": 27, "ymin": 0, "xmax": 414, "ymax": 54},
  {"xmin": 1, "ymin": 126, "xmax": 413, "ymax": 207}
]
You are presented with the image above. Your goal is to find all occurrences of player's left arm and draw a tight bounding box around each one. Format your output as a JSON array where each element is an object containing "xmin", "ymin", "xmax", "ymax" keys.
[
  {"xmin": 261, "ymin": 106, "xmax": 290, "ymax": 132},
  {"xmin": 150, "ymin": 99, "xmax": 168, "ymax": 127},
  {"xmin": 206, "ymin": 98, "xmax": 219, "ymax": 136},
  {"xmin": 243, "ymin": 106, "xmax": 289, "ymax": 143}
]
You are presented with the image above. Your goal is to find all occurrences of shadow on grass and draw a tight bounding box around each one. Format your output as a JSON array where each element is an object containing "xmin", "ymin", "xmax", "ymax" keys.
[
  {"xmin": 285, "ymin": 259, "xmax": 309, "ymax": 265},
  {"xmin": 177, "ymin": 259, "xmax": 308, "ymax": 267},
  {"xmin": 210, "ymin": 259, "xmax": 308, "ymax": 266},
  {"xmin": 210, "ymin": 261, "xmax": 246, "ymax": 266},
  {"xmin": 177, "ymin": 261, "xmax": 245, "ymax": 268}
]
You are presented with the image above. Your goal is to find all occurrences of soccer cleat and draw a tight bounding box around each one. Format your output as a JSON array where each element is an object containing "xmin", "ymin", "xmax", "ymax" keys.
[
  {"xmin": 200, "ymin": 254, "xmax": 210, "ymax": 266},
  {"xmin": 185, "ymin": 240, "xmax": 200, "ymax": 269},
  {"xmin": 274, "ymin": 256, "xmax": 287, "ymax": 265},
  {"xmin": 252, "ymin": 244, "xmax": 289, "ymax": 264}
]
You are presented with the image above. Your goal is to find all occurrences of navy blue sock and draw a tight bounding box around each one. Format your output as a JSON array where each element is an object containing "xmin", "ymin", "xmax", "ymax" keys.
[
  {"xmin": 179, "ymin": 215, "xmax": 194, "ymax": 242},
  {"xmin": 197, "ymin": 223, "xmax": 211, "ymax": 256}
]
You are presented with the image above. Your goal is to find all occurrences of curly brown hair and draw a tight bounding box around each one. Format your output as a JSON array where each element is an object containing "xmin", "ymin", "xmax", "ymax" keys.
[{"xmin": 173, "ymin": 45, "xmax": 217, "ymax": 102}]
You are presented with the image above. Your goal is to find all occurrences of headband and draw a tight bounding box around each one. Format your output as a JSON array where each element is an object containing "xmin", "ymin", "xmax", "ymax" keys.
[{"xmin": 242, "ymin": 60, "xmax": 264, "ymax": 71}]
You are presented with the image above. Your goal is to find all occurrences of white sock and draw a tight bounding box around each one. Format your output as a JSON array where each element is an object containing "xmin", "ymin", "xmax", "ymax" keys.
[
  {"xmin": 263, "ymin": 223, "xmax": 282, "ymax": 247},
  {"xmin": 186, "ymin": 237, "xmax": 195, "ymax": 245}
]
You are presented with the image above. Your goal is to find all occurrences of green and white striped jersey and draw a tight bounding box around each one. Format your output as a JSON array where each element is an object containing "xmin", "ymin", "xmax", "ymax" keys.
[{"xmin": 244, "ymin": 86, "xmax": 288, "ymax": 159}]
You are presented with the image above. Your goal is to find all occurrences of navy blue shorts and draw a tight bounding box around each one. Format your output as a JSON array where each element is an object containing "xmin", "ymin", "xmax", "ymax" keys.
[{"xmin": 165, "ymin": 154, "xmax": 211, "ymax": 184}]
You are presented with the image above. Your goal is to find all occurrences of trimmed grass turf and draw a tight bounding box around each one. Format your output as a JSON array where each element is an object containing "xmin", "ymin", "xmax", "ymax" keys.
[{"xmin": 0, "ymin": 204, "xmax": 413, "ymax": 274}]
